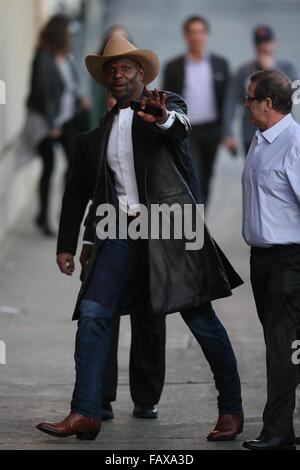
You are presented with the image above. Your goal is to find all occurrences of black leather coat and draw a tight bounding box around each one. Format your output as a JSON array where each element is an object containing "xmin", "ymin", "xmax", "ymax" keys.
[{"xmin": 72, "ymin": 92, "xmax": 243, "ymax": 320}]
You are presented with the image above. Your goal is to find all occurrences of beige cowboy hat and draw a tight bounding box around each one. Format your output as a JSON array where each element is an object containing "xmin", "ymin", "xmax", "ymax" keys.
[{"xmin": 85, "ymin": 37, "xmax": 160, "ymax": 86}]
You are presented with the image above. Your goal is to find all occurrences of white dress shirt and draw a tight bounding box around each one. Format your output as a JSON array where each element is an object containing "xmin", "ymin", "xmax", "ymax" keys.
[
  {"xmin": 242, "ymin": 113, "xmax": 300, "ymax": 248},
  {"xmin": 83, "ymin": 107, "xmax": 178, "ymax": 244},
  {"xmin": 183, "ymin": 54, "xmax": 217, "ymax": 125},
  {"xmin": 107, "ymin": 107, "xmax": 139, "ymax": 216},
  {"xmin": 107, "ymin": 107, "xmax": 177, "ymax": 216}
]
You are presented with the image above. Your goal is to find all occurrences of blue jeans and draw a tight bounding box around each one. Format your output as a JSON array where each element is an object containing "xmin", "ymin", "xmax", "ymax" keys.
[
  {"xmin": 181, "ymin": 305, "xmax": 242, "ymax": 415},
  {"xmin": 71, "ymin": 238, "xmax": 242, "ymax": 418}
]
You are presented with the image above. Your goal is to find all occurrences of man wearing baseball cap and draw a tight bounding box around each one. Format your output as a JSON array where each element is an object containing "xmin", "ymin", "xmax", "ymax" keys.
[{"xmin": 223, "ymin": 25, "xmax": 299, "ymax": 156}]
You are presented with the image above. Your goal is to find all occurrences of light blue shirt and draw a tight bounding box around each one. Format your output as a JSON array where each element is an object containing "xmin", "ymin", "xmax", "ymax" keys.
[
  {"xmin": 242, "ymin": 113, "xmax": 300, "ymax": 247},
  {"xmin": 183, "ymin": 54, "xmax": 217, "ymax": 125}
]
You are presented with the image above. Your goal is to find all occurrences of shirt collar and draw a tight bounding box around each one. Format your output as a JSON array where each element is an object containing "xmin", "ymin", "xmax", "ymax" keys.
[
  {"xmin": 185, "ymin": 52, "xmax": 210, "ymax": 65},
  {"xmin": 258, "ymin": 113, "xmax": 293, "ymax": 144}
]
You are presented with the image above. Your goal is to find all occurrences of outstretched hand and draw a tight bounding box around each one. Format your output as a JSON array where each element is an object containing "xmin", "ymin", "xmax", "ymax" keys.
[{"xmin": 137, "ymin": 88, "xmax": 168, "ymax": 124}]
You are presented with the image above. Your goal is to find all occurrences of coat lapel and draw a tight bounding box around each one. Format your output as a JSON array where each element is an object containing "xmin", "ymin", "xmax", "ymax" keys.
[
  {"xmin": 132, "ymin": 111, "xmax": 150, "ymax": 204},
  {"xmin": 176, "ymin": 56, "xmax": 185, "ymax": 95},
  {"xmin": 89, "ymin": 106, "xmax": 117, "ymax": 212}
]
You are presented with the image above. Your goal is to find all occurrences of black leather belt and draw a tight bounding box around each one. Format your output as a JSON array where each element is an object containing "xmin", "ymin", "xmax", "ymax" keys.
[{"xmin": 251, "ymin": 244, "xmax": 300, "ymax": 255}]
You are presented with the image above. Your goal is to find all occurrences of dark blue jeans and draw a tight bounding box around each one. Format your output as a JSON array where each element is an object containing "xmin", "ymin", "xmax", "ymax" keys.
[{"xmin": 71, "ymin": 238, "xmax": 242, "ymax": 418}]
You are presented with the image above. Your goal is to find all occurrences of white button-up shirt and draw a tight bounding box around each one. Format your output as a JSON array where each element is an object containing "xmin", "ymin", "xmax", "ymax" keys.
[
  {"xmin": 107, "ymin": 107, "xmax": 139, "ymax": 216},
  {"xmin": 107, "ymin": 107, "xmax": 177, "ymax": 216},
  {"xmin": 183, "ymin": 54, "xmax": 217, "ymax": 125},
  {"xmin": 242, "ymin": 113, "xmax": 300, "ymax": 247}
]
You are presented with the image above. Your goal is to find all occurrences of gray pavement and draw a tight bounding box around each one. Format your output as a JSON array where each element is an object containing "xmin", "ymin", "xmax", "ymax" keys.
[
  {"xmin": 1, "ymin": 146, "xmax": 299, "ymax": 450},
  {"xmin": 1, "ymin": 0, "xmax": 300, "ymax": 451}
]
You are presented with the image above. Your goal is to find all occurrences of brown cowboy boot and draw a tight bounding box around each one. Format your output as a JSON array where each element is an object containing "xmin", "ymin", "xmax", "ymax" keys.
[
  {"xmin": 207, "ymin": 414, "xmax": 244, "ymax": 441},
  {"xmin": 36, "ymin": 412, "xmax": 101, "ymax": 441}
]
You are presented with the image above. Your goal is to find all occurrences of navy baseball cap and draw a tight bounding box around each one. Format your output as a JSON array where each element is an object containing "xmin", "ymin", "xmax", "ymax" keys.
[{"xmin": 253, "ymin": 25, "xmax": 275, "ymax": 44}]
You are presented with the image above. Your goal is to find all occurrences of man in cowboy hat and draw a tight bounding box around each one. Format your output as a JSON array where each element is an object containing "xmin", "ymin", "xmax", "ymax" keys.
[{"xmin": 37, "ymin": 37, "xmax": 244, "ymax": 442}]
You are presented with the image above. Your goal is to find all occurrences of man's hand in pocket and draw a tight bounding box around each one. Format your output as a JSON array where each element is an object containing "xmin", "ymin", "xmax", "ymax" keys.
[{"xmin": 80, "ymin": 244, "xmax": 94, "ymax": 270}]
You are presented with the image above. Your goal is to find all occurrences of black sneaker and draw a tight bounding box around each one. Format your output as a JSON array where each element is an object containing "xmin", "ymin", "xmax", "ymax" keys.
[{"xmin": 133, "ymin": 404, "xmax": 158, "ymax": 419}]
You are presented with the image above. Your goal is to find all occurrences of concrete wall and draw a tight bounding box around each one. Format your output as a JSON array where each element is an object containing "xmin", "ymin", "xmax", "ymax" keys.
[
  {"xmin": 0, "ymin": 0, "xmax": 55, "ymax": 244},
  {"xmin": 0, "ymin": 0, "xmax": 106, "ymax": 245}
]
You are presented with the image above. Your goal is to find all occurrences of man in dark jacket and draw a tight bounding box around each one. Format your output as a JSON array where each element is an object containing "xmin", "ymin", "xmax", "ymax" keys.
[
  {"xmin": 56, "ymin": 129, "xmax": 166, "ymax": 421},
  {"xmin": 163, "ymin": 16, "xmax": 230, "ymax": 204},
  {"xmin": 37, "ymin": 38, "xmax": 243, "ymax": 442},
  {"xmin": 223, "ymin": 25, "xmax": 300, "ymax": 156}
]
